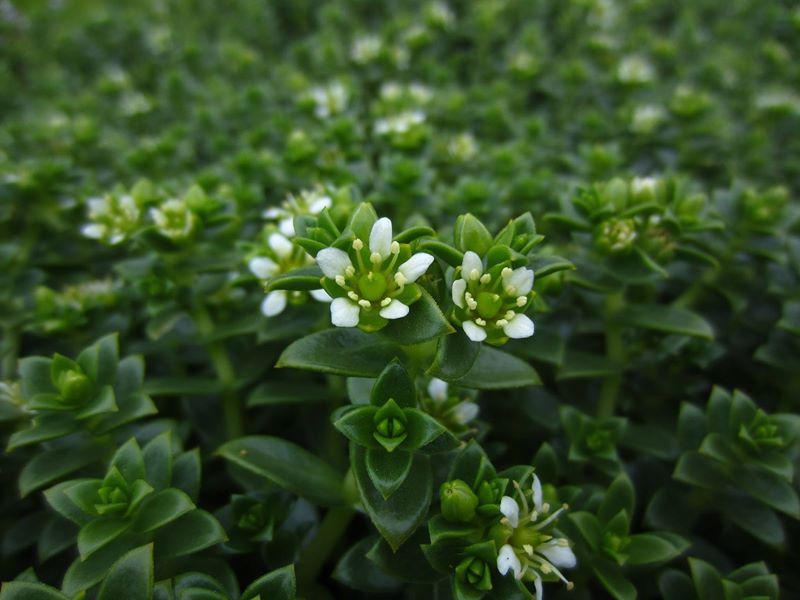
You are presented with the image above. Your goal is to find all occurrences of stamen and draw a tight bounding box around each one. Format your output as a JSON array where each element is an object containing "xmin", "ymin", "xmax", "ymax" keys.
[
  {"xmin": 505, "ymin": 286, "xmax": 517, "ymax": 296},
  {"xmin": 358, "ymin": 299, "xmax": 371, "ymax": 309},
  {"xmin": 505, "ymin": 310, "xmax": 516, "ymax": 320},
  {"xmin": 380, "ymin": 297, "xmax": 392, "ymax": 307},
  {"xmin": 352, "ymin": 239, "xmax": 364, "ymax": 251},
  {"xmin": 347, "ymin": 291, "xmax": 359, "ymax": 301},
  {"xmin": 345, "ymin": 266, "xmax": 356, "ymax": 277},
  {"xmin": 335, "ymin": 275, "xmax": 347, "ymax": 287},
  {"xmin": 501, "ymin": 267, "xmax": 512, "ymax": 277},
  {"xmin": 512, "ymin": 481, "xmax": 530, "ymax": 515},
  {"xmin": 532, "ymin": 504, "xmax": 568, "ymax": 531},
  {"xmin": 516, "ymin": 296, "xmax": 527, "ymax": 307},
  {"xmin": 394, "ymin": 272, "xmax": 407, "ymax": 287},
  {"xmin": 475, "ymin": 318, "xmax": 487, "ymax": 327},
  {"xmin": 496, "ymin": 319, "xmax": 508, "ymax": 327},
  {"xmin": 480, "ymin": 273, "xmax": 491, "ymax": 284},
  {"xmin": 370, "ymin": 252, "xmax": 383, "ymax": 265},
  {"xmin": 523, "ymin": 544, "xmax": 534, "ymax": 556},
  {"xmin": 390, "ymin": 241, "xmax": 400, "ymax": 254},
  {"xmin": 469, "ymin": 269, "xmax": 481, "ymax": 281}
]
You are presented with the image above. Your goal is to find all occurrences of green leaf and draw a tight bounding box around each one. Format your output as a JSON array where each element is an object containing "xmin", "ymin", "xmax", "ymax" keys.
[
  {"xmin": 394, "ymin": 226, "xmax": 435, "ymax": 244},
  {"xmin": 78, "ymin": 518, "xmax": 131, "ymax": 559},
  {"xmin": 592, "ymin": 556, "xmax": 636, "ymax": 600},
  {"xmin": 673, "ymin": 451, "xmax": 730, "ymax": 490},
  {"xmin": 624, "ymin": 533, "xmax": 689, "ymax": 566},
  {"xmin": 110, "ymin": 438, "xmax": 146, "ymax": 483},
  {"xmin": 19, "ymin": 356, "xmax": 56, "ymax": 398},
  {"xmin": 557, "ymin": 351, "xmax": 620, "ymax": 380},
  {"xmin": 366, "ymin": 448, "xmax": 413, "ymax": 499},
  {"xmin": 266, "ymin": 266, "xmax": 324, "ymax": 291},
  {"xmin": 241, "ymin": 565, "xmax": 296, "ymax": 600},
  {"xmin": 7, "ymin": 414, "xmax": 76, "ymax": 451},
  {"xmin": 689, "ymin": 558, "xmax": 725, "ymax": 600},
  {"xmin": 277, "ymin": 328, "xmax": 406, "ymax": 377},
  {"xmin": 153, "ymin": 510, "xmax": 226, "ymax": 559},
  {"xmin": 75, "ymin": 385, "xmax": 117, "ymax": 420},
  {"xmin": 20, "ymin": 444, "xmax": 100, "ymax": 497},
  {"xmin": 418, "ymin": 240, "xmax": 464, "ymax": 267},
  {"xmin": 598, "ymin": 473, "xmax": 635, "ymax": 524},
  {"xmin": 247, "ymin": 381, "xmax": 330, "ymax": 406},
  {"xmin": 403, "ymin": 409, "xmax": 456, "ymax": 452},
  {"xmin": 659, "ymin": 569, "xmax": 696, "ymax": 600},
  {"xmin": 333, "ymin": 537, "xmax": 402, "ymax": 593},
  {"xmin": 44, "ymin": 480, "xmax": 96, "ymax": 525},
  {"xmin": 216, "ymin": 436, "xmax": 345, "ymax": 506},
  {"xmin": 0, "ymin": 582, "xmax": 70, "ymax": 600},
  {"xmin": 77, "ymin": 334, "xmax": 119, "ymax": 386},
  {"xmin": 456, "ymin": 346, "xmax": 540, "ymax": 389},
  {"xmin": 737, "ymin": 464, "xmax": 800, "ymax": 518},
  {"xmin": 370, "ymin": 359, "xmax": 416, "ymax": 407},
  {"xmin": 333, "ymin": 405, "xmax": 381, "ymax": 449},
  {"xmin": 426, "ymin": 331, "xmax": 481, "ymax": 381},
  {"xmin": 351, "ymin": 444, "xmax": 433, "ymax": 551},
  {"xmin": 172, "ymin": 449, "xmax": 201, "ymax": 502},
  {"xmin": 97, "ymin": 544, "xmax": 154, "ymax": 600},
  {"xmin": 620, "ymin": 305, "xmax": 714, "ymax": 339},
  {"xmin": 527, "ymin": 254, "xmax": 576, "ymax": 279},
  {"xmin": 131, "ymin": 489, "xmax": 195, "ymax": 533},
  {"xmin": 366, "ymin": 529, "xmax": 441, "ymax": 584},
  {"xmin": 380, "ymin": 289, "xmax": 454, "ymax": 346},
  {"xmin": 143, "ymin": 432, "xmax": 173, "ymax": 491},
  {"xmin": 62, "ymin": 536, "xmax": 139, "ymax": 596}
]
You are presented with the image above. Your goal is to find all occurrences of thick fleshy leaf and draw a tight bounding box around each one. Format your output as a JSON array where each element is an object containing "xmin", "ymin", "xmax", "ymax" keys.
[
  {"xmin": 427, "ymin": 332, "xmax": 481, "ymax": 381},
  {"xmin": 366, "ymin": 448, "xmax": 413, "ymax": 500},
  {"xmin": 142, "ymin": 432, "xmax": 172, "ymax": 491},
  {"xmin": 370, "ymin": 359, "xmax": 416, "ymax": 407},
  {"xmin": 247, "ymin": 381, "xmax": 330, "ymax": 406},
  {"xmin": 403, "ymin": 409, "xmax": 457, "ymax": 452},
  {"xmin": 592, "ymin": 556, "xmax": 636, "ymax": 600},
  {"xmin": 131, "ymin": 489, "xmax": 195, "ymax": 533},
  {"xmin": 277, "ymin": 328, "xmax": 406, "ymax": 377},
  {"xmin": 457, "ymin": 346, "xmax": 541, "ymax": 389},
  {"xmin": 110, "ymin": 438, "xmax": 145, "ymax": 483},
  {"xmin": 78, "ymin": 518, "xmax": 131, "ymax": 559},
  {"xmin": 351, "ymin": 444, "xmax": 432, "ymax": 551},
  {"xmin": 97, "ymin": 544, "xmax": 154, "ymax": 600},
  {"xmin": 216, "ymin": 436, "xmax": 345, "ymax": 506},
  {"xmin": 598, "ymin": 473, "xmax": 635, "ymax": 524},
  {"xmin": 380, "ymin": 288, "xmax": 454, "ymax": 346},
  {"xmin": 624, "ymin": 533, "xmax": 689, "ymax": 566},
  {"xmin": 0, "ymin": 583, "xmax": 71, "ymax": 599},
  {"xmin": 20, "ymin": 444, "xmax": 100, "ymax": 497},
  {"xmin": 333, "ymin": 537, "xmax": 402, "ymax": 594},
  {"xmin": 266, "ymin": 266, "xmax": 325, "ymax": 291},
  {"xmin": 333, "ymin": 405, "xmax": 381, "ymax": 449},
  {"xmin": 241, "ymin": 565, "xmax": 296, "ymax": 600},
  {"xmin": 620, "ymin": 304, "xmax": 714, "ymax": 339},
  {"xmin": 152, "ymin": 510, "xmax": 226, "ymax": 559}
]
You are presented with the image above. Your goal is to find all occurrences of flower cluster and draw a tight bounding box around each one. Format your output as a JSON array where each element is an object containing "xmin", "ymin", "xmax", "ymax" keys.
[
  {"xmin": 317, "ymin": 215, "xmax": 433, "ymax": 331},
  {"xmin": 81, "ymin": 193, "xmax": 141, "ymax": 245}
]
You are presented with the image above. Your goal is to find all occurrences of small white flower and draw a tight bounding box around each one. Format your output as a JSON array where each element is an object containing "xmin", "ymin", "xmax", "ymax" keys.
[
  {"xmin": 427, "ymin": 378, "xmax": 449, "ymax": 403},
  {"xmin": 503, "ymin": 313, "xmax": 535, "ymax": 339},
  {"xmin": 268, "ymin": 233, "xmax": 294, "ymax": 259},
  {"xmin": 351, "ymin": 35, "xmax": 381, "ymax": 64},
  {"xmin": 397, "ymin": 253, "xmax": 434, "ymax": 283},
  {"xmin": 500, "ymin": 496, "xmax": 520, "ymax": 528},
  {"xmin": 330, "ymin": 297, "xmax": 360, "ymax": 327},
  {"xmin": 261, "ymin": 290, "xmax": 287, "ymax": 317},
  {"xmin": 81, "ymin": 223, "xmax": 106, "ymax": 240},
  {"xmin": 502, "ymin": 267, "xmax": 534, "ymax": 296},
  {"xmin": 369, "ymin": 217, "xmax": 393, "ymax": 261},
  {"xmin": 497, "ymin": 544, "xmax": 523, "ymax": 580},
  {"xmin": 150, "ymin": 199, "xmax": 195, "ymax": 240},
  {"xmin": 539, "ymin": 540, "xmax": 577, "ymax": 569},
  {"xmin": 310, "ymin": 288, "xmax": 332, "ymax": 302},
  {"xmin": 451, "ymin": 401, "xmax": 479, "ymax": 425},
  {"xmin": 631, "ymin": 176, "xmax": 658, "ymax": 197},
  {"xmin": 532, "ymin": 474, "xmax": 543, "ymax": 512},
  {"xmin": 461, "ymin": 251, "xmax": 483, "ymax": 280}
]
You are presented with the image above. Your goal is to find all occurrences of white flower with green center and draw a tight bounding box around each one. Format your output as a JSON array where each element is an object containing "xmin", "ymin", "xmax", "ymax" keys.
[
  {"xmin": 374, "ymin": 110, "xmax": 426, "ymax": 136},
  {"xmin": 451, "ymin": 251, "xmax": 535, "ymax": 344},
  {"xmin": 149, "ymin": 198, "xmax": 196, "ymax": 241},
  {"xmin": 351, "ymin": 35, "xmax": 382, "ymax": 64},
  {"xmin": 425, "ymin": 378, "xmax": 479, "ymax": 426},
  {"xmin": 307, "ymin": 82, "xmax": 348, "ymax": 119},
  {"xmin": 263, "ymin": 185, "xmax": 333, "ymax": 237},
  {"xmin": 494, "ymin": 475, "xmax": 576, "ymax": 599},
  {"xmin": 81, "ymin": 193, "xmax": 141, "ymax": 245},
  {"xmin": 249, "ymin": 232, "xmax": 330, "ymax": 317},
  {"xmin": 316, "ymin": 217, "xmax": 434, "ymax": 331}
]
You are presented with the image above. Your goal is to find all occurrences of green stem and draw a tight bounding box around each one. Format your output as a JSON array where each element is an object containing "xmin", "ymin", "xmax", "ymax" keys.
[
  {"xmin": 597, "ymin": 291, "xmax": 626, "ymax": 419},
  {"xmin": 296, "ymin": 505, "xmax": 355, "ymax": 591},
  {"xmin": 191, "ymin": 303, "xmax": 243, "ymax": 439}
]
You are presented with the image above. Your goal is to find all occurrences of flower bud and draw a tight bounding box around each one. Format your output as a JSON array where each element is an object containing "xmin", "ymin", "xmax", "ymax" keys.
[
  {"xmin": 57, "ymin": 369, "xmax": 92, "ymax": 405},
  {"xmin": 440, "ymin": 479, "xmax": 479, "ymax": 522},
  {"xmin": 455, "ymin": 556, "xmax": 493, "ymax": 591}
]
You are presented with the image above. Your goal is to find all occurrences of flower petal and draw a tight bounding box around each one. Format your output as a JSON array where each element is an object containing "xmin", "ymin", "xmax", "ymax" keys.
[
  {"xmin": 279, "ymin": 217, "xmax": 295, "ymax": 237},
  {"xmin": 427, "ymin": 378, "xmax": 448, "ymax": 403},
  {"xmin": 539, "ymin": 541, "xmax": 577, "ymax": 569},
  {"xmin": 310, "ymin": 288, "xmax": 332, "ymax": 302},
  {"xmin": 451, "ymin": 401, "xmax": 479, "ymax": 424},
  {"xmin": 499, "ymin": 496, "xmax": 520, "ymax": 528},
  {"xmin": 503, "ymin": 266, "xmax": 534, "ymax": 296},
  {"xmin": 81, "ymin": 224, "xmax": 106, "ymax": 239},
  {"xmin": 461, "ymin": 251, "xmax": 483, "ymax": 279},
  {"xmin": 451, "ymin": 278, "xmax": 467, "ymax": 308},
  {"xmin": 249, "ymin": 256, "xmax": 279, "ymax": 279},
  {"xmin": 269, "ymin": 233, "xmax": 294, "ymax": 259},
  {"xmin": 398, "ymin": 252, "xmax": 434, "ymax": 283},
  {"xmin": 379, "ymin": 299, "xmax": 409, "ymax": 320},
  {"xmin": 330, "ymin": 297, "xmax": 360, "ymax": 327},
  {"xmin": 534, "ymin": 575, "xmax": 543, "ymax": 600},
  {"xmin": 309, "ymin": 196, "xmax": 332, "ymax": 214},
  {"xmin": 531, "ymin": 473, "xmax": 543, "ymax": 512},
  {"xmin": 261, "ymin": 290, "xmax": 287, "ymax": 317},
  {"xmin": 497, "ymin": 545, "xmax": 522, "ymax": 579},
  {"xmin": 503, "ymin": 314, "xmax": 534, "ymax": 339},
  {"xmin": 262, "ymin": 207, "xmax": 283, "ymax": 219},
  {"xmin": 317, "ymin": 248, "xmax": 353, "ymax": 278},
  {"xmin": 369, "ymin": 217, "xmax": 393, "ymax": 259},
  {"xmin": 462, "ymin": 320, "xmax": 487, "ymax": 342}
]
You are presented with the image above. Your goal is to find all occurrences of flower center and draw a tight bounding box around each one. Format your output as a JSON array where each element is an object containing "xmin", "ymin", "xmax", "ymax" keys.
[
  {"xmin": 358, "ymin": 272, "xmax": 388, "ymax": 301},
  {"xmin": 476, "ymin": 291, "xmax": 503, "ymax": 319}
]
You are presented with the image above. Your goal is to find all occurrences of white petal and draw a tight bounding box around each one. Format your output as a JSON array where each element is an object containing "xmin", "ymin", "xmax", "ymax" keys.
[
  {"xmin": 503, "ymin": 314, "xmax": 534, "ymax": 339},
  {"xmin": 397, "ymin": 253, "xmax": 434, "ymax": 283},
  {"xmin": 462, "ymin": 320, "xmax": 487, "ymax": 342},
  {"xmin": 531, "ymin": 474, "xmax": 543, "ymax": 512},
  {"xmin": 461, "ymin": 251, "xmax": 483, "ymax": 279},
  {"xmin": 279, "ymin": 217, "xmax": 295, "ymax": 237},
  {"xmin": 451, "ymin": 278, "xmax": 466, "ymax": 308},
  {"xmin": 249, "ymin": 256, "xmax": 279, "ymax": 279},
  {"xmin": 369, "ymin": 217, "xmax": 393, "ymax": 259},
  {"xmin": 503, "ymin": 266, "xmax": 534, "ymax": 296},
  {"xmin": 427, "ymin": 378, "xmax": 448, "ymax": 403},
  {"xmin": 497, "ymin": 545, "xmax": 522, "ymax": 579},
  {"xmin": 262, "ymin": 207, "xmax": 283, "ymax": 219},
  {"xmin": 269, "ymin": 233, "xmax": 294, "ymax": 259},
  {"xmin": 310, "ymin": 288, "xmax": 332, "ymax": 302},
  {"xmin": 451, "ymin": 401, "xmax": 479, "ymax": 424},
  {"xmin": 534, "ymin": 575, "xmax": 543, "ymax": 600},
  {"xmin": 317, "ymin": 248, "xmax": 353, "ymax": 278},
  {"xmin": 261, "ymin": 290, "xmax": 287, "ymax": 317},
  {"xmin": 379, "ymin": 299, "xmax": 409, "ymax": 319},
  {"xmin": 81, "ymin": 224, "xmax": 105, "ymax": 239},
  {"xmin": 499, "ymin": 496, "xmax": 520, "ymax": 528},
  {"xmin": 309, "ymin": 196, "xmax": 332, "ymax": 214},
  {"xmin": 330, "ymin": 297, "xmax": 360, "ymax": 327},
  {"xmin": 539, "ymin": 542, "xmax": 577, "ymax": 569}
]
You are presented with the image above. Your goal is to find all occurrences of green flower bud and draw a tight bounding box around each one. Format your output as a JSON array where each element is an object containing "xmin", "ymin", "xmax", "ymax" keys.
[
  {"xmin": 440, "ymin": 480, "xmax": 479, "ymax": 522},
  {"xmin": 238, "ymin": 503, "xmax": 269, "ymax": 532},
  {"xmin": 455, "ymin": 556, "xmax": 493, "ymax": 591},
  {"xmin": 594, "ymin": 218, "xmax": 638, "ymax": 254},
  {"xmin": 57, "ymin": 370, "xmax": 92, "ymax": 404},
  {"xmin": 477, "ymin": 479, "xmax": 504, "ymax": 506}
]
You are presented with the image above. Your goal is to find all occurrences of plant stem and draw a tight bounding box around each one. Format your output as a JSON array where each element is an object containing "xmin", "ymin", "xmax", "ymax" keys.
[
  {"xmin": 297, "ymin": 505, "xmax": 355, "ymax": 591},
  {"xmin": 597, "ymin": 291, "xmax": 625, "ymax": 419},
  {"xmin": 191, "ymin": 303, "xmax": 243, "ymax": 439}
]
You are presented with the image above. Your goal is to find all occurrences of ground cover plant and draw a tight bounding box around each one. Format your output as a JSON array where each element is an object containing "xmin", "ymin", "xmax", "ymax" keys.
[{"xmin": 1, "ymin": 0, "xmax": 799, "ymax": 598}]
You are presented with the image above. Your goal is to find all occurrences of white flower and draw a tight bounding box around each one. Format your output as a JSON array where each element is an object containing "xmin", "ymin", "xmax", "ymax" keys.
[
  {"xmin": 249, "ymin": 257, "xmax": 279, "ymax": 280},
  {"xmin": 617, "ymin": 56, "xmax": 654, "ymax": 84},
  {"xmin": 502, "ymin": 267, "xmax": 534, "ymax": 296},
  {"xmin": 310, "ymin": 288, "xmax": 332, "ymax": 302},
  {"xmin": 395, "ymin": 253, "xmax": 434, "ymax": 286},
  {"xmin": 370, "ymin": 217, "xmax": 393, "ymax": 261},
  {"xmin": 309, "ymin": 82, "xmax": 348, "ymax": 119},
  {"xmin": 330, "ymin": 297, "xmax": 360, "ymax": 327},
  {"xmin": 379, "ymin": 299, "xmax": 409, "ymax": 319},
  {"xmin": 150, "ymin": 199, "xmax": 196, "ymax": 240},
  {"xmin": 317, "ymin": 247, "xmax": 353, "ymax": 279},
  {"xmin": 268, "ymin": 232, "xmax": 293, "ymax": 259},
  {"xmin": 351, "ymin": 35, "xmax": 381, "ymax": 64},
  {"xmin": 462, "ymin": 320, "xmax": 488, "ymax": 342},
  {"xmin": 82, "ymin": 193, "xmax": 141, "ymax": 245},
  {"xmin": 631, "ymin": 176, "xmax": 658, "ymax": 197},
  {"xmin": 263, "ymin": 186, "xmax": 334, "ymax": 237},
  {"xmin": 261, "ymin": 290, "xmax": 287, "ymax": 317},
  {"xmin": 497, "ymin": 544, "xmax": 523, "ymax": 580},
  {"xmin": 374, "ymin": 111, "xmax": 426, "ymax": 136},
  {"xmin": 427, "ymin": 378, "xmax": 449, "ymax": 404},
  {"xmin": 451, "ymin": 401, "xmax": 479, "ymax": 425},
  {"xmin": 500, "ymin": 496, "xmax": 520, "ymax": 528}
]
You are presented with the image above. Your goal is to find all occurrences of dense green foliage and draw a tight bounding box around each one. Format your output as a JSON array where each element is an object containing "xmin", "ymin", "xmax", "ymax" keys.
[{"xmin": 1, "ymin": 0, "xmax": 799, "ymax": 598}]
